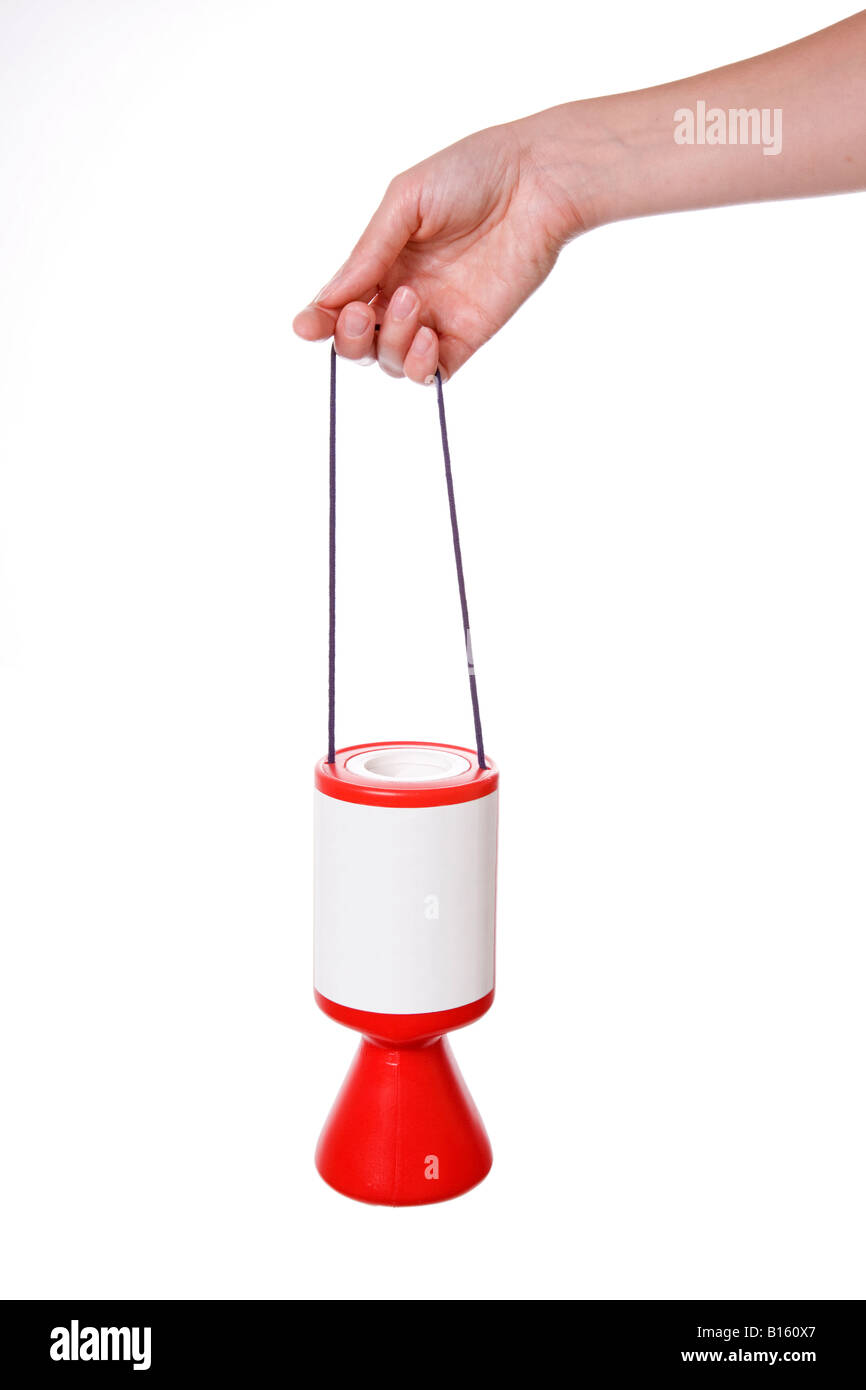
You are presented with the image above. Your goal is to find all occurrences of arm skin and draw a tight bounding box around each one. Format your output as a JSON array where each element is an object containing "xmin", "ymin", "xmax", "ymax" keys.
[{"xmin": 293, "ymin": 10, "xmax": 866, "ymax": 382}]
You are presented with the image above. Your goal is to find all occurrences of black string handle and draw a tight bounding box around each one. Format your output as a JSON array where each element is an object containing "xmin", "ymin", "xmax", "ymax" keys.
[
  {"xmin": 327, "ymin": 345, "xmax": 486, "ymax": 770},
  {"xmin": 327, "ymin": 344, "xmax": 337, "ymax": 764}
]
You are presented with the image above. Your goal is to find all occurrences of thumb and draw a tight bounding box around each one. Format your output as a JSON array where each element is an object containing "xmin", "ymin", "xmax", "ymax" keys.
[{"xmin": 316, "ymin": 177, "xmax": 420, "ymax": 310}]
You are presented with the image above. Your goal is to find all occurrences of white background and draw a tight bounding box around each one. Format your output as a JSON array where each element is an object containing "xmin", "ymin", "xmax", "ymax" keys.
[{"xmin": 1, "ymin": 0, "xmax": 864, "ymax": 1300}]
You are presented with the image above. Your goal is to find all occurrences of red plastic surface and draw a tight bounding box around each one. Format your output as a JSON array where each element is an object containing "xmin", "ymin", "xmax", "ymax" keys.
[
  {"xmin": 315, "ymin": 988, "xmax": 493, "ymax": 1045},
  {"xmin": 315, "ymin": 1034, "xmax": 492, "ymax": 1206},
  {"xmin": 315, "ymin": 741, "xmax": 498, "ymax": 809},
  {"xmin": 315, "ymin": 990, "xmax": 494, "ymax": 1205}
]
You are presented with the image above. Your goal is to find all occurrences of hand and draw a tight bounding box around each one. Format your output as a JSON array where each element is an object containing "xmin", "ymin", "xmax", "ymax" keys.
[
  {"xmin": 294, "ymin": 11, "xmax": 866, "ymax": 383},
  {"xmin": 292, "ymin": 118, "xmax": 586, "ymax": 382}
]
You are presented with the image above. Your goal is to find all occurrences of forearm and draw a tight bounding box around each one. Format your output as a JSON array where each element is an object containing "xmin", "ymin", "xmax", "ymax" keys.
[
  {"xmin": 295, "ymin": 10, "xmax": 866, "ymax": 379},
  {"xmin": 522, "ymin": 10, "xmax": 866, "ymax": 234}
]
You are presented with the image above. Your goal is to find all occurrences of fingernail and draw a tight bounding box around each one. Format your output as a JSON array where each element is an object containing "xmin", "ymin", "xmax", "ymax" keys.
[
  {"xmin": 344, "ymin": 308, "xmax": 370, "ymax": 338},
  {"xmin": 391, "ymin": 286, "xmax": 417, "ymax": 321},
  {"xmin": 424, "ymin": 374, "xmax": 436, "ymax": 386},
  {"xmin": 411, "ymin": 326, "xmax": 434, "ymax": 355}
]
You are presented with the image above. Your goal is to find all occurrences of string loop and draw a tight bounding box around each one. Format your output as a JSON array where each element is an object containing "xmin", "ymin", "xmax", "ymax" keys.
[{"xmin": 327, "ymin": 346, "xmax": 486, "ymax": 769}]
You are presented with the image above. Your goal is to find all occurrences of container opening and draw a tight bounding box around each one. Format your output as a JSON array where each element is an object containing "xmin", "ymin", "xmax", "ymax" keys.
[{"xmin": 347, "ymin": 747, "xmax": 471, "ymax": 783}]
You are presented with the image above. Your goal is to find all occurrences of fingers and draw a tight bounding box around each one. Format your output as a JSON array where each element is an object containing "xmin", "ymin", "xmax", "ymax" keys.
[
  {"xmin": 333, "ymin": 301, "xmax": 377, "ymax": 361},
  {"xmin": 294, "ymin": 278, "xmax": 440, "ymax": 384},
  {"xmin": 293, "ymin": 280, "xmax": 378, "ymax": 344},
  {"xmin": 376, "ymin": 285, "xmax": 422, "ymax": 377},
  {"xmin": 293, "ymin": 178, "xmax": 422, "ymax": 359},
  {"xmin": 316, "ymin": 177, "xmax": 419, "ymax": 313},
  {"xmin": 402, "ymin": 325, "xmax": 439, "ymax": 385},
  {"xmin": 292, "ymin": 303, "xmax": 337, "ymax": 341},
  {"xmin": 374, "ymin": 286, "xmax": 441, "ymax": 382},
  {"xmin": 291, "ymin": 166, "xmax": 439, "ymax": 383}
]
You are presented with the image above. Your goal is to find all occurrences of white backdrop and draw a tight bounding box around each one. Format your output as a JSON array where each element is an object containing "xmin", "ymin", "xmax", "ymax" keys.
[{"xmin": 1, "ymin": 0, "xmax": 864, "ymax": 1300}]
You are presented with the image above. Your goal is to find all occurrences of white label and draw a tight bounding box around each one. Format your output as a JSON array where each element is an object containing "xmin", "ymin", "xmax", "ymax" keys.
[{"xmin": 314, "ymin": 789, "xmax": 497, "ymax": 1014}]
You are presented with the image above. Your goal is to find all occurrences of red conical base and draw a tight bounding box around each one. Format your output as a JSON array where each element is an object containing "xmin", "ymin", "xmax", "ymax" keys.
[{"xmin": 316, "ymin": 1035, "xmax": 492, "ymax": 1206}]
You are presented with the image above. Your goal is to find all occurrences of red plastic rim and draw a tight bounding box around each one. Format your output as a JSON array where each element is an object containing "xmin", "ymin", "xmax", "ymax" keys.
[
  {"xmin": 315, "ymin": 741, "xmax": 498, "ymax": 808},
  {"xmin": 315, "ymin": 988, "xmax": 495, "ymax": 1044}
]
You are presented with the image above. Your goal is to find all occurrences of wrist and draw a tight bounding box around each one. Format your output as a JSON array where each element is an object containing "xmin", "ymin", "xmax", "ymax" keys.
[
  {"xmin": 513, "ymin": 96, "xmax": 654, "ymax": 239},
  {"xmin": 514, "ymin": 91, "xmax": 678, "ymax": 236}
]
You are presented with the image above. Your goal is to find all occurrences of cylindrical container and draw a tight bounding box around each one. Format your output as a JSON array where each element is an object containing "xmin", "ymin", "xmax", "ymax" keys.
[{"xmin": 314, "ymin": 740, "xmax": 498, "ymax": 1205}]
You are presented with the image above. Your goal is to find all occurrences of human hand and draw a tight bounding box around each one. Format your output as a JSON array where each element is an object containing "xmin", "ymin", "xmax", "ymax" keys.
[
  {"xmin": 292, "ymin": 117, "xmax": 587, "ymax": 382},
  {"xmin": 295, "ymin": 10, "xmax": 866, "ymax": 383}
]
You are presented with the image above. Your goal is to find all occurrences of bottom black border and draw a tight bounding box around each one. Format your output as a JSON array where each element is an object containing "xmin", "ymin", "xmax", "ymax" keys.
[{"xmin": 1, "ymin": 1299, "xmax": 861, "ymax": 1377}]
